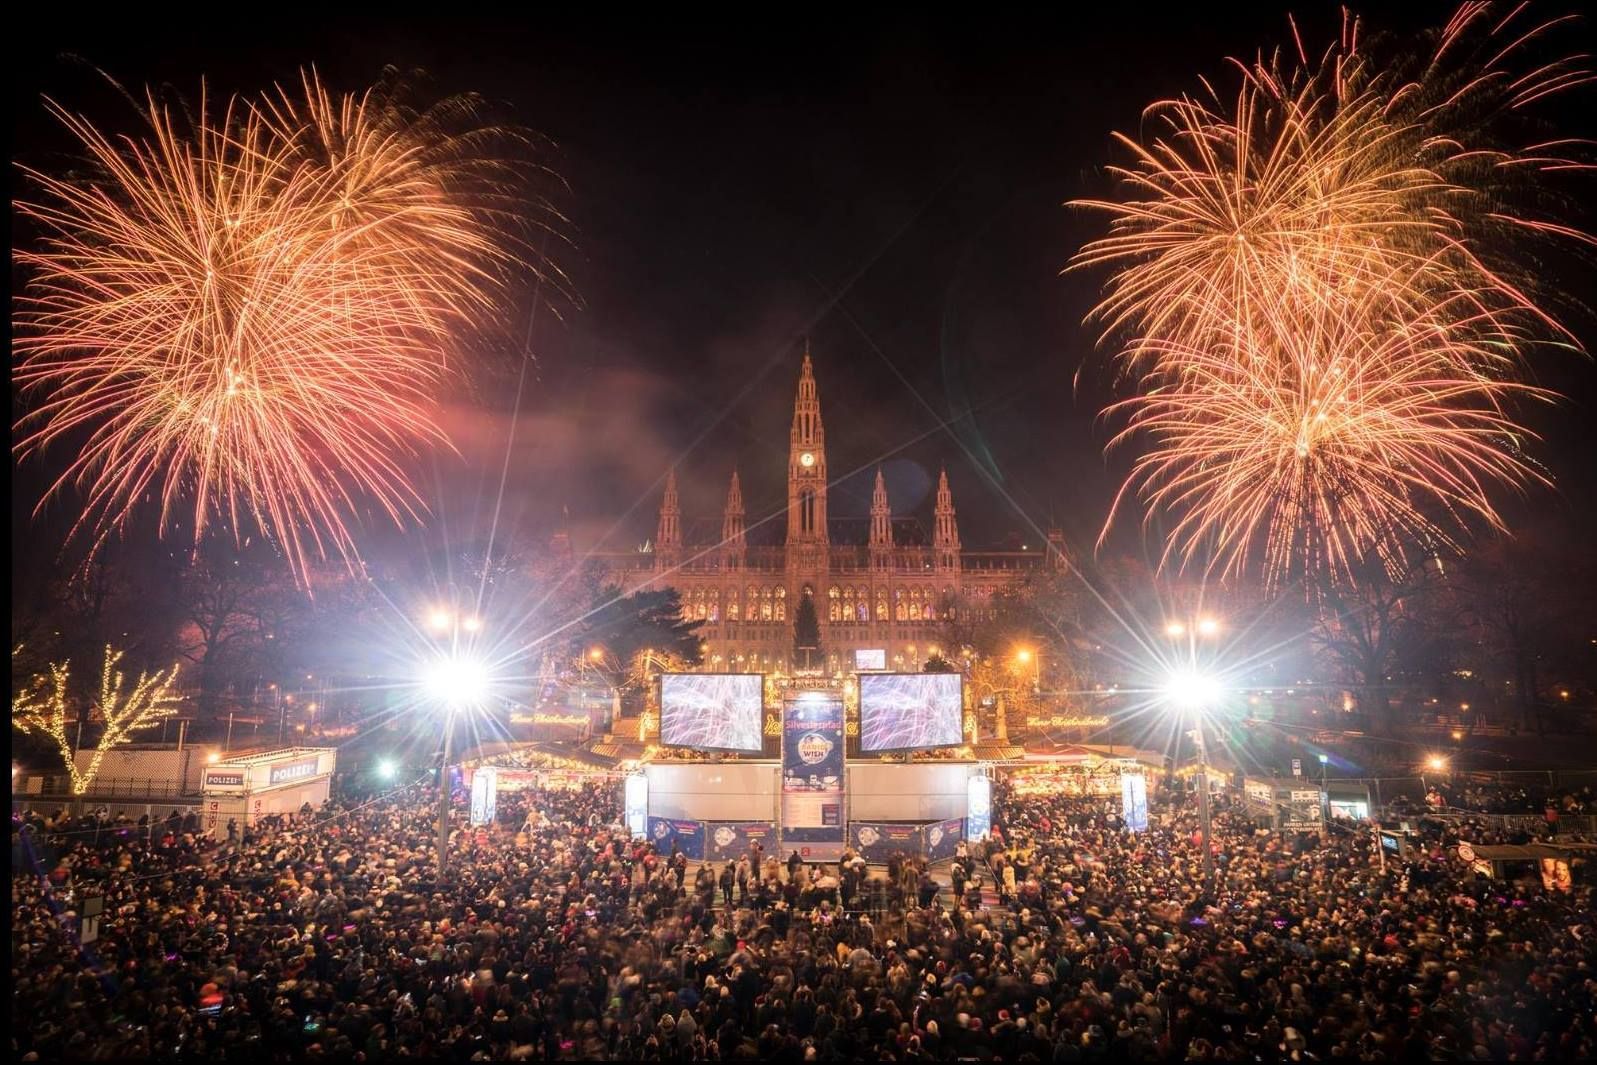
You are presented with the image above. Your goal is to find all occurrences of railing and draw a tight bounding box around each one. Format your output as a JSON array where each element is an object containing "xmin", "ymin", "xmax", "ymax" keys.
[{"xmin": 17, "ymin": 775, "xmax": 195, "ymax": 800}]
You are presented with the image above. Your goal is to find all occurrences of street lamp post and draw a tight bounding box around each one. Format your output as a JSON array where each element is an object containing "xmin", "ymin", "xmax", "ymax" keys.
[
  {"xmin": 422, "ymin": 599, "xmax": 485, "ymax": 874},
  {"xmin": 1164, "ymin": 612, "xmax": 1223, "ymax": 894},
  {"xmin": 1192, "ymin": 714, "xmax": 1215, "ymax": 889}
]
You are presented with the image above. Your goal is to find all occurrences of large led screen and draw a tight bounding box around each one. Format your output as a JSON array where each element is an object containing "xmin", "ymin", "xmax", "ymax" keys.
[
  {"xmin": 854, "ymin": 648, "xmax": 887, "ymax": 671},
  {"xmin": 659, "ymin": 673, "xmax": 764, "ymax": 752},
  {"xmin": 858, "ymin": 672, "xmax": 964, "ymax": 752}
]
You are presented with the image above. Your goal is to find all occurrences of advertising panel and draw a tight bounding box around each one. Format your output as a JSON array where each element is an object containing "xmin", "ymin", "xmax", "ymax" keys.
[
  {"xmin": 966, "ymin": 775, "xmax": 992, "ymax": 841},
  {"xmin": 660, "ymin": 673, "xmax": 764, "ymax": 752},
  {"xmin": 851, "ymin": 822, "xmax": 920, "ymax": 862},
  {"xmin": 1283, "ymin": 788, "xmax": 1324, "ymax": 832},
  {"xmin": 647, "ymin": 816, "xmax": 705, "ymax": 859},
  {"xmin": 705, "ymin": 822, "xmax": 777, "ymax": 862},
  {"xmin": 781, "ymin": 691, "xmax": 846, "ymax": 858},
  {"xmin": 624, "ymin": 773, "xmax": 649, "ymax": 839},
  {"xmin": 922, "ymin": 817, "xmax": 965, "ymax": 862},
  {"xmin": 1120, "ymin": 773, "xmax": 1149, "ymax": 832},
  {"xmin": 470, "ymin": 767, "xmax": 497, "ymax": 827},
  {"xmin": 858, "ymin": 673, "xmax": 964, "ymax": 752},
  {"xmin": 269, "ymin": 758, "xmax": 321, "ymax": 786},
  {"xmin": 854, "ymin": 648, "xmax": 887, "ymax": 671}
]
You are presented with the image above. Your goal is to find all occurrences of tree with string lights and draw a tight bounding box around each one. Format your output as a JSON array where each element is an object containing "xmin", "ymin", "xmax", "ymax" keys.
[{"xmin": 12, "ymin": 645, "xmax": 184, "ymax": 795}]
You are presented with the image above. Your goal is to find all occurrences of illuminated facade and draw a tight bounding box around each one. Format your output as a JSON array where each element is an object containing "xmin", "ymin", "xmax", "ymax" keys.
[{"xmin": 589, "ymin": 352, "xmax": 1068, "ymax": 673}]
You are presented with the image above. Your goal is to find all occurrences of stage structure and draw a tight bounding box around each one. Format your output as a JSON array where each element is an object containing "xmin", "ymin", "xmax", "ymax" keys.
[{"xmin": 625, "ymin": 672, "xmax": 999, "ymax": 860}]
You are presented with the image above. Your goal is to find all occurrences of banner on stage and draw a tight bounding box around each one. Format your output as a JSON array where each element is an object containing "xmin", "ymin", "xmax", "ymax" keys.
[
  {"xmin": 470, "ymin": 767, "xmax": 497, "ymax": 827},
  {"xmin": 1121, "ymin": 773, "xmax": 1148, "ymax": 832},
  {"xmin": 781, "ymin": 691, "xmax": 845, "ymax": 858},
  {"xmin": 647, "ymin": 816, "xmax": 705, "ymax": 859},
  {"xmin": 966, "ymin": 775, "xmax": 992, "ymax": 841},
  {"xmin": 706, "ymin": 821, "xmax": 776, "ymax": 861},
  {"xmin": 922, "ymin": 817, "xmax": 965, "ymax": 862},
  {"xmin": 850, "ymin": 822, "xmax": 920, "ymax": 862}
]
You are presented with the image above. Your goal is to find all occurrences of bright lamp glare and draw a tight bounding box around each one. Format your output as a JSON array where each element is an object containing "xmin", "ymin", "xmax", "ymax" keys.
[
  {"xmin": 427, "ymin": 609, "xmax": 452, "ymax": 632},
  {"xmin": 1163, "ymin": 670, "xmax": 1221, "ymax": 710},
  {"xmin": 378, "ymin": 758, "xmax": 397, "ymax": 779},
  {"xmin": 423, "ymin": 655, "xmax": 490, "ymax": 708},
  {"xmin": 1197, "ymin": 617, "xmax": 1220, "ymax": 637}
]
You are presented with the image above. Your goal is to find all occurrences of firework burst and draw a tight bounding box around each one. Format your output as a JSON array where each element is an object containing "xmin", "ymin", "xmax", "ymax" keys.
[
  {"xmin": 13, "ymin": 69, "xmax": 568, "ymax": 583},
  {"xmin": 1072, "ymin": 3, "xmax": 1592, "ymax": 588}
]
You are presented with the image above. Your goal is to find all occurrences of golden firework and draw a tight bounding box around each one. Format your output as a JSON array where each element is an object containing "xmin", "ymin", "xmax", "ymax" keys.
[
  {"xmin": 13, "ymin": 70, "xmax": 568, "ymax": 582},
  {"xmin": 1071, "ymin": 4, "xmax": 1591, "ymax": 587}
]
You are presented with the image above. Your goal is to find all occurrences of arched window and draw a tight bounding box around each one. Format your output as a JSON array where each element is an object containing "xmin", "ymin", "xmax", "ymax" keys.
[
  {"xmin": 709, "ymin": 587, "xmax": 720, "ymax": 622},
  {"xmin": 760, "ymin": 586, "xmax": 773, "ymax": 621},
  {"xmin": 775, "ymin": 586, "xmax": 787, "ymax": 621},
  {"xmin": 876, "ymin": 591, "xmax": 889, "ymax": 621},
  {"xmin": 692, "ymin": 588, "xmax": 706, "ymax": 620},
  {"xmin": 727, "ymin": 588, "xmax": 740, "ymax": 621},
  {"xmin": 828, "ymin": 585, "xmax": 841, "ymax": 622},
  {"xmin": 895, "ymin": 588, "xmax": 907, "ymax": 622},
  {"xmin": 857, "ymin": 586, "xmax": 870, "ymax": 621},
  {"xmin": 909, "ymin": 586, "xmax": 922, "ymax": 621}
]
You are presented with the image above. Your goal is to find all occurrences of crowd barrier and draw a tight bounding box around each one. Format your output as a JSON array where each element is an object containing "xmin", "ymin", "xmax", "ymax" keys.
[{"xmin": 646, "ymin": 816, "xmax": 967, "ymax": 863}]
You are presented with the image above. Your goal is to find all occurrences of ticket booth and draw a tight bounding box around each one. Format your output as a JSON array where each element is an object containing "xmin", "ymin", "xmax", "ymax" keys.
[{"xmin": 199, "ymin": 747, "xmax": 337, "ymax": 837}]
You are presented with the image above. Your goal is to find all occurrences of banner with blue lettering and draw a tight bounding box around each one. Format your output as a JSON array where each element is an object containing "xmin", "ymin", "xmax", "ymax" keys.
[
  {"xmin": 921, "ymin": 817, "xmax": 965, "ymax": 862},
  {"xmin": 705, "ymin": 822, "xmax": 776, "ymax": 861},
  {"xmin": 646, "ymin": 817, "xmax": 704, "ymax": 859},
  {"xmin": 1121, "ymin": 773, "xmax": 1148, "ymax": 832},
  {"xmin": 781, "ymin": 692, "xmax": 846, "ymax": 858},
  {"xmin": 850, "ymin": 822, "xmax": 921, "ymax": 862},
  {"xmin": 965, "ymin": 776, "xmax": 992, "ymax": 842}
]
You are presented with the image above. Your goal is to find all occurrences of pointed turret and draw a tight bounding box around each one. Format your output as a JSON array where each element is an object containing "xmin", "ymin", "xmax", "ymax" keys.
[
  {"xmin": 721, "ymin": 469, "xmax": 746, "ymax": 568},
  {"xmin": 786, "ymin": 348, "xmax": 829, "ymax": 572},
  {"xmin": 655, "ymin": 467, "xmax": 681, "ymax": 569},
  {"xmin": 1046, "ymin": 527, "xmax": 1070, "ymax": 571},
  {"xmin": 870, "ymin": 467, "xmax": 893, "ymax": 570},
  {"xmin": 934, "ymin": 468, "xmax": 960, "ymax": 572}
]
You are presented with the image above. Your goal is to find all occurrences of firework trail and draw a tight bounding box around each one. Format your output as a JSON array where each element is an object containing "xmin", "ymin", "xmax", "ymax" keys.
[
  {"xmin": 13, "ymin": 69, "xmax": 568, "ymax": 582},
  {"xmin": 1071, "ymin": 3, "xmax": 1592, "ymax": 588}
]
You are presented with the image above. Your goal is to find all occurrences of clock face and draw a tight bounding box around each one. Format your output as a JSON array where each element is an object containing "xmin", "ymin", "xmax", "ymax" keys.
[{"xmin": 799, "ymin": 452, "xmax": 815, "ymax": 468}]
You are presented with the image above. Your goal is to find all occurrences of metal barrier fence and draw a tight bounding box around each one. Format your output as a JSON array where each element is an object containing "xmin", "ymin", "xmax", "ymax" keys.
[{"xmin": 14, "ymin": 776, "xmax": 195, "ymax": 800}]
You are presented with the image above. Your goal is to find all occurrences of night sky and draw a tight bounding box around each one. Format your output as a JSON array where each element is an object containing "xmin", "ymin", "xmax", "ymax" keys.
[{"xmin": 12, "ymin": 6, "xmax": 1597, "ymax": 579}]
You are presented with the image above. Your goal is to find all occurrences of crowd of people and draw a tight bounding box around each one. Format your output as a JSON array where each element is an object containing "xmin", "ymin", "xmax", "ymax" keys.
[{"xmin": 11, "ymin": 771, "xmax": 1594, "ymax": 1060}]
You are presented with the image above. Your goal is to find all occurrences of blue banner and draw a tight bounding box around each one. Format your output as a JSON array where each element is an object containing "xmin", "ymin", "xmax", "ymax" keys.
[
  {"xmin": 781, "ymin": 692, "xmax": 846, "ymax": 857},
  {"xmin": 646, "ymin": 816, "xmax": 705, "ymax": 859},
  {"xmin": 705, "ymin": 822, "xmax": 777, "ymax": 861},
  {"xmin": 850, "ymin": 822, "xmax": 922, "ymax": 862},
  {"xmin": 922, "ymin": 817, "xmax": 965, "ymax": 862},
  {"xmin": 966, "ymin": 776, "xmax": 992, "ymax": 842},
  {"xmin": 1121, "ymin": 773, "xmax": 1148, "ymax": 832}
]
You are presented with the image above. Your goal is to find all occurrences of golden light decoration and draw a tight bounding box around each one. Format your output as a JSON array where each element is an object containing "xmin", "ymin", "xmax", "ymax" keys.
[
  {"xmin": 11, "ymin": 645, "xmax": 183, "ymax": 795},
  {"xmin": 1071, "ymin": 5, "xmax": 1591, "ymax": 588},
  {"xmin": 13, "ymin": 69, "xmax": 568, "ymax": 583}
]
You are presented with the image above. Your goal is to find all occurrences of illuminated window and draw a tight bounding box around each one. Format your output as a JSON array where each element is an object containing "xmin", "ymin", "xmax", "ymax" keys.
[
  {"xmin": 775, "ymin": 586, "xmax": 787, "ymax": 621},
  {"xmin": 857, "ymin": 587, "xmax": 869, "ymax": 621},
  {"xmin": 909, "ymin": 587, "xmax": 922, "ymax": 621},
  {"xmin": 761, "ymin": 587, "xmax": 773, "ymax": 621},
  {"xmin": 896, "ymin": 588, "xmax": 907, "ymax": 622},
  {"xmin": 828, "ymin": 586, "xmax": 841, "ymax": 622},
  {"xmin": 709, "ymin": 587, "xmax": 719, "ymax": 622},
  {"xmin": 728, "ymin": 589, "xmax": 740, "ymax": 621}
]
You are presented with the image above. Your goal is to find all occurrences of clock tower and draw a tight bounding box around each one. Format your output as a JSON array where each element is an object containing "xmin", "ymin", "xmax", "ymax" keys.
[{"xmin": 786, "ymin": 347, "xmax": 829, "ymax": 573}]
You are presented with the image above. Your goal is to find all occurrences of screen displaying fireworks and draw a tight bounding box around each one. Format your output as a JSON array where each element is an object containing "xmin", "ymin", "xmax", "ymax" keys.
[
  {"xmin": 658, "ymin": 673, "xmax": 764, "ymax": 752},
  {"xmin": 858, "ymin": 673, "xmax": 963, "ymax": 753},
  {"xmin": 1070, "ymin": 5, "xmax": 1591, "ymax": 589},
  {"xmin": 12, "ymin": 70, "xmax": 567, "ymax": 583}
]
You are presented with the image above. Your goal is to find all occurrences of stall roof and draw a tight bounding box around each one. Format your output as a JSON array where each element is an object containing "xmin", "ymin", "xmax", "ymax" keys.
[
  {"xmin": 1467, "ymin": 842, "xmax": 1597, "ymax": 861},
  {"xmin": 216, "ymin": 746, "xmax": 334, "ymax": 768}
]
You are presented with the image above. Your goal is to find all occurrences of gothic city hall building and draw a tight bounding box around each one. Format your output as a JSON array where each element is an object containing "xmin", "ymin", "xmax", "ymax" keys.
[{"xmin": 594, "ymin": 352, "xmax": 1068, "ymax": 675}]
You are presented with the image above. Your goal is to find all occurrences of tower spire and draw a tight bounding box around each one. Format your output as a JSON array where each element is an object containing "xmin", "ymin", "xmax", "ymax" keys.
[
  {"xmin": 787, "ymin": 350, "xmax": 828, "ymax": 558},
  {"xmin": 656, "ymin": 467, "xmax": 681, "ymax": 569},
  {"xmin": 721, "ymin": 469, "xmax": 746, "ymax": 568},
  {"xmin": 934, "ymin": 468, "xmax": 960, "ymax": 572},
  {"xmin": 870, "ymin": 467, "xmax": 893, "ymax": 570}
]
